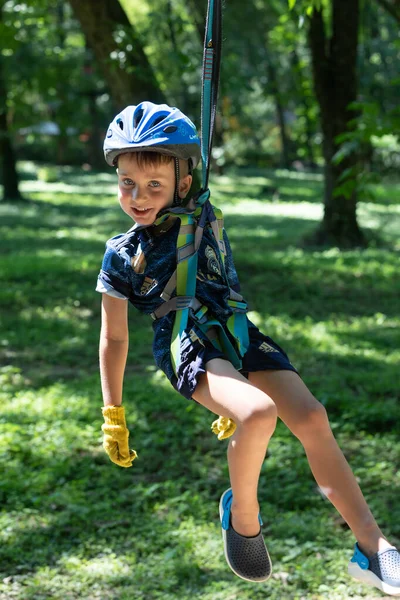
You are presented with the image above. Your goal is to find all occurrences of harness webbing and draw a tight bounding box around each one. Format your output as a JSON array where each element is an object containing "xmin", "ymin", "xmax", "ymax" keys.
[
  {"xmin": 151, "ymin": 203, "xmax": 250, "ymax": 377},
  {"xmin": 150, "ymin": 0, "xmax": 247, "ymax": 440},
  {"xmin": 170, "ymin": 213, "xmax": 198, "ymax": 373}
]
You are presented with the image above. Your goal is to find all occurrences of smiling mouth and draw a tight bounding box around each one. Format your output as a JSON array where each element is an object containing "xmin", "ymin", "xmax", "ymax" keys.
[{"xmin": 132, "ymin": 207, "xmax": 152, "ymax": 215}]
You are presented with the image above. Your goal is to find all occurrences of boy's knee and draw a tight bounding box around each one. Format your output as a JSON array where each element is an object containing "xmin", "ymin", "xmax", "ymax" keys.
[
  {"xmin": 241, "ymin": 395, "xmax": 277, "ymax": 431},
  {"xmin": 293, "ymin": 400, "xmax": 330, "ymax": 439}
]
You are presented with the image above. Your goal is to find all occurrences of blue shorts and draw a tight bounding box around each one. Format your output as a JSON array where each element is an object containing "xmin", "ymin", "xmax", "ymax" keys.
[{"xmin": 170, "ymin": 317, "xmax": 299, "ymax": 400}]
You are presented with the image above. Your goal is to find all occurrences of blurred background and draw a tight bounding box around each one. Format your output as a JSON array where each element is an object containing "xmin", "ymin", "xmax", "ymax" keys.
[
  {"xmin": 0, "ymin": 1, "xmax": 399, "ymax": 599},
  {"xmin": 1, "ymin": 0, "xmax": 400, "ymax": 247}
]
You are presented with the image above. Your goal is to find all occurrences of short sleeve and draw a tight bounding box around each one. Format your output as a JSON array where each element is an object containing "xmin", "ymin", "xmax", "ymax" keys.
[
  {"xmin": 96, "ymin": 239, "xmax": 132, "ymax": 300},
  {"xmin": 223, "ymin": 228, "xmax": 241, "ymax": 292}
]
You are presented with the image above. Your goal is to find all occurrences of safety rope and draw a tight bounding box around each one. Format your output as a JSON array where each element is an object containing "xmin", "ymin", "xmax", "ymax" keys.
[
  {"xmin": 200, "ymin": 0, "xmax": 222, "ymax": 195},
  {"xmin": 152, "ymin": 0, "xmax": 243, "ymax": 441}
]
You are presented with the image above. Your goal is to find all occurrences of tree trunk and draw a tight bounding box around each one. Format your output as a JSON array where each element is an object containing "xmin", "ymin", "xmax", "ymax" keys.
[
  {"xmin": 266, "ymin": 57, "xmax": 291, "ymax": 169},
  {"xmin": 308, "ymin": 0, "xmax": 365, "ymax": 247},
  {"xmin": 0, "ymin": 4, "xmax": 23, "ymax": 202},
  {"xmin": 291, "ymin": 47, "xmax": 316, "ymax": 166},
  {"xmin": 87, "ymin": 90, "xmax": 105, "ymax": 168},
  {"xmin": 68, "ymin": 0, "xmax": 165, "ymax": 110}
]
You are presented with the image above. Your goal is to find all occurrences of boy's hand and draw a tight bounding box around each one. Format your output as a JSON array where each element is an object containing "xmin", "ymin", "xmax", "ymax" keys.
[
  {"xmin": 211, "ymin": 415, "xmax": 237, "ymax": 440},
  {"xmin": 101, "ymin": 405, "xmax": 138, "ymax": 467}
]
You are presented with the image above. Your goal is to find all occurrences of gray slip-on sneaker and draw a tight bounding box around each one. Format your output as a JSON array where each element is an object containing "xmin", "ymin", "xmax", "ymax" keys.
[
  {"xmin": 348, "ymin": 542, "xmax": 400, "ymax": 596},
  {"xmin": 219, "ymin": 487, "xmax": 272, "ymax": 583}
]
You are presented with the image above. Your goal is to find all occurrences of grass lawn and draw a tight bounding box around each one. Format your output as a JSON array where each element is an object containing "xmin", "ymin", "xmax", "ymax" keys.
[{"xmin": 0, "ymin": 162, "xmax": 399, "ymax": 600}]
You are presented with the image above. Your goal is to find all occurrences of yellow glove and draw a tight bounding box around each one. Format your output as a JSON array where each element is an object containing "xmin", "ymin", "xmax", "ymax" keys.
[
  {"xmin": 101, "ymin": 405, "xmax": 138, "ymax": 467},
  {"xmin": 211, "ymin": 415, "xmax": 237, "ymax": 440}
]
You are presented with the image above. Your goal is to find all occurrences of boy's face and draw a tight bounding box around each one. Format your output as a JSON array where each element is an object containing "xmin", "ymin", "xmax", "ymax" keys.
[{"xmin": 116, "ymin": 153, "xmax": 191, "ymax": 226}]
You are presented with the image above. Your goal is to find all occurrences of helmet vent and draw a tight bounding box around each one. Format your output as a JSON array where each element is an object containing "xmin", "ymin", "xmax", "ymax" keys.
[
  {"xmin": 163, "ymin": 125, "xmax": 177, "ymax": 133},
  {"xmin": 133, "ymin": 108, "xmax": 144, "ymax": 128},
  {"xmin": 152, "ymin": 116, "xmax": 166, "ymax": 128},
  {"xmin": 117, "ymin": 118, "xmax": 124, "ymax": 130}
]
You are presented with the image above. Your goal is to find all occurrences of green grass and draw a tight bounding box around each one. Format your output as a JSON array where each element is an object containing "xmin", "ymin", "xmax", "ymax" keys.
[{"xmin": 0, "ymin": 162, "xmax": 399, "ymax": 599}]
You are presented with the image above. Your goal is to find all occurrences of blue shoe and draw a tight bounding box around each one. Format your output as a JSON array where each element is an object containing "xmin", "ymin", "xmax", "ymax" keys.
[
  {"xmin": 348, "ymin": 543, "xmax": 400, "ymax": 596},
  {"xmin": 219, "ymin": 487, "xmax": 272, "ymax": 583}
]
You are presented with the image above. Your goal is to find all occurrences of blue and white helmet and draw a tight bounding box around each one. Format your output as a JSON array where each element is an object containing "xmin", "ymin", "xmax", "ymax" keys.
[{"xmin": 104, "ymin": 101, "xmax": 201, "ymax": 169}]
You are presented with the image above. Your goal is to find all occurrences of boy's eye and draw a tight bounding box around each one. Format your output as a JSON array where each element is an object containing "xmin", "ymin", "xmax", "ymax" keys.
[{"xmin": 121, "ymin": 179, "xmax": 160, "ymax": 187}]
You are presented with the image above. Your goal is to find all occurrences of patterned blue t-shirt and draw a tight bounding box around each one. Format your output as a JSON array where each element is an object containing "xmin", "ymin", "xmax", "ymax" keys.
[{"xmin": 96, "ymin": 213, "xmax": 243, "ymax": 381}]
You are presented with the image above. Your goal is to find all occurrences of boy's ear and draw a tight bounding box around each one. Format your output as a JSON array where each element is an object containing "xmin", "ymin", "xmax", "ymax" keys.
[{"xmin": 178, "ymin": 174, "xmax": 192, "ymax": 199}]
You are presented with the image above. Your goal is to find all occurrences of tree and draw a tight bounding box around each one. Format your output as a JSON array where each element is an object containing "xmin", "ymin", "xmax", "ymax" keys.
[
  {"xmin": 290, "ymin": 45, "xmax": 316, "ymax": 166},
  {"xmin": 307, "ymin": 0, "xmax": 366, "ymax": 247},
  {"xmin": 0, "ymin": 1, "xmax": 23, "ymax": 202},
  {"xmin": 265, "ymin": 46, "xmax": 293, "ymax": 169},
  {"xmin": 68, "ymin": 0, "xmax": 165, "ymax": 110},
  {"xmin": 220, "ymin": 0, "xmax": 297, "ymax": 168}
]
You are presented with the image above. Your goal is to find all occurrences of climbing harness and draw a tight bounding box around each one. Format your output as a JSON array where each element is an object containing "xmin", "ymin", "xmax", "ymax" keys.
[
  {"xmin": 150, "ymin": 201, "xmax": 249, "ymax": 374},
  {"xmin": 148, "ymin": 0, "xmax": 250, "ymax": 439}
]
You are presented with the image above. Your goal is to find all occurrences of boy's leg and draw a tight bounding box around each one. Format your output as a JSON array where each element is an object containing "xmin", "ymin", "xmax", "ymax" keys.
[
  {"xmin": 192, "ymin": 358, "xmax": 277, "ymax": 537},
  {"xmin": 248, "ymin": 369, "xmax": 392, "ymax": 556}
]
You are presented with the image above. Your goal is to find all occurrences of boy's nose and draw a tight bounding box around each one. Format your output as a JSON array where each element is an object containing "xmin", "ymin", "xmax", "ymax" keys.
[{"xmin": 131, "ymin": 186, "xmax": 146, "ymax": 201}]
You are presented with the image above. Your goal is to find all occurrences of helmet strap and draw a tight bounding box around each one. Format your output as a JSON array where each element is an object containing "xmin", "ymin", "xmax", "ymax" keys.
[{"xmin": 173, "ymin": 157, "xmax": 180, "ymax": 205}]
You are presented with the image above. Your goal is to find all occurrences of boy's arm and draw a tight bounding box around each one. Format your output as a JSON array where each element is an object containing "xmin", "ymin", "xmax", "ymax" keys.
[
  {"xmin": 99, "ymin": 293, "xmax": 129, "ymax": 406},
  {"xmin": 99, "ymin": 293, "xmax": 137, "ymax": 467}
]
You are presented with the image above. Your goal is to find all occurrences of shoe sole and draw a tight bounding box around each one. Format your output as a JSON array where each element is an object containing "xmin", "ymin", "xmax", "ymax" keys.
[
  {"xmin": 219, "ymin": 487, "xmax": 272, "ymax": 583},
  {"xmin": 348, "ymin": 561, "xmax": 400, "ymax": 596}
]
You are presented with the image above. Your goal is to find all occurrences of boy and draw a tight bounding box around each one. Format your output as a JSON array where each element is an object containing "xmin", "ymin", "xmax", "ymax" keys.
[{"xmin": 97, "ymin": 101, "xmax": 400, "ymax": 595}]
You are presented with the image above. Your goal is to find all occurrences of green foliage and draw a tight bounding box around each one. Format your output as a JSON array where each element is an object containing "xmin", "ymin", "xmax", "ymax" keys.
[
  {"xmin": 332, "ymin": 98, "xmax": 400, "ymax": 201},
  {"xmin": 0, "ymin": 163, "xmax": 399, "ymax": 598},
  {"xmin": 1, "ymin": 0, "xmax": 399, "ymax": 174},
  {"xmin": 1, "ymin": 0, "xmax": 112, "ymax": 166}
]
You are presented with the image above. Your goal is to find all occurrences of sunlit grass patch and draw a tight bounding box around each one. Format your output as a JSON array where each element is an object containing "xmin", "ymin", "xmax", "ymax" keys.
[
  {"xmin": 18, "ymin": 160, "xmax": 118, "ymax": 200},
  {"xmin": 212, "ymin": 170, "xmax": 324, "ymax": 205},
  {"xmin": 223, "ymin": 199, "xmax": 323, "ymax": 219}
]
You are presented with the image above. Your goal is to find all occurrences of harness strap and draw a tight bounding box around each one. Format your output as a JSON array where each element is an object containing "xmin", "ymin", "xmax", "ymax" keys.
[
  {"xmin": 152, "ymin": 286, "xmax": 246, "ymax": 321},
  {"xmin": 154, "ymin": 208, "xmax": 249, "ymax": 375},
  {"xmin": 151, "ymin": 205, "xmax": 247, "ymax": 320},
  {"xmin": 160, "ymin": 272, "xmax": 177, "ymax": 302},
  {"xmin": 228, "ymin": 288, "xmax": 245, "ymax": 302},
  {"xmin": 151, "ymin": 296, "xmax": 201, "ymax": 321},
  {"xmin": 170, "ymin": 213, "xmax": 198, "ymax": 374},
  {"xmin": 177, "ymin": 243, "xmax": 195, "ymax": 262},
  {"xmin": 179, "ymin": 224, "xmax": 195, "ymax": 236},
  {"xmin": 150, "ymin": 209, "xmax": 250, "ymax": 372},
  {"xmin": 190, "ymin": 304, "xmax": 244, "ymax": 370}
]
